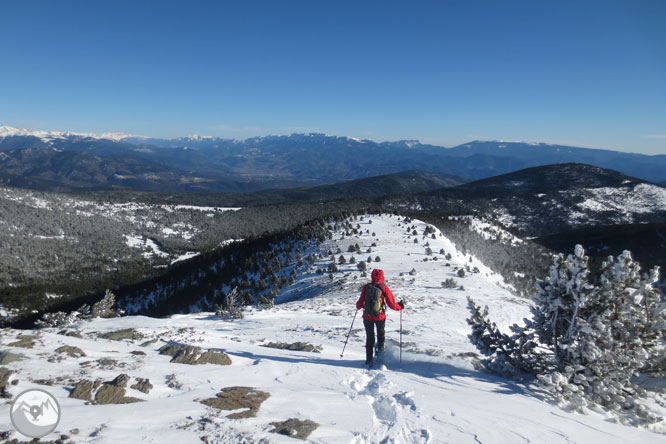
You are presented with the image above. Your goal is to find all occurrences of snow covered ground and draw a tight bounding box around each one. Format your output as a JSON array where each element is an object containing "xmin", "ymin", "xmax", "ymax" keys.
[
  {"xmin": 0, "ymin": 214, "xmax": 663, "ymax": 443},
  {"xmin": 577, "ymin": 183, "xmax": 666, "ymax": 215}
]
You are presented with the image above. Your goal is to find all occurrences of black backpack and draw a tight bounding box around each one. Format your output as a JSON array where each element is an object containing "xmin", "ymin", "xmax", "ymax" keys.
[{"xmin": 363, "ymin": 284, "xmax": 385, "ymax": 317}]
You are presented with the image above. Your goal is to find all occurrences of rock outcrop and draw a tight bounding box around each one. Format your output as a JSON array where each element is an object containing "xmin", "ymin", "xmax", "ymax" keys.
[
  {"xmin": 99, "ymin": 328, "xmax": 144, "ymax": 341},
  {"xmin": 55, "ymin": 345, "xmax": 86, "ymax": 357},
  {"xmin": 69, "ymin": 374, "xmax": 145, "ymax": 404},
  {"xmin": 158, "ymin": 344, "xmax": 231, "ymax": 366},
  {"xmin": 262, "ymin": 341, "xmax": 322, "ymax": 353},
  {"xmin": 269, "ymin": 418, "xmax": 319, "ymax": 440},
  {"xmin": 200, "ymin": 386, "xmax": 269, "ymax": 419}
]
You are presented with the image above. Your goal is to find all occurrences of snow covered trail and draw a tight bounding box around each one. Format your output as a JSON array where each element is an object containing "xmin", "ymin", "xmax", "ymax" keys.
[{"xmin": 0, "ymin": 214, "xmax": 663, "ymax": 443}]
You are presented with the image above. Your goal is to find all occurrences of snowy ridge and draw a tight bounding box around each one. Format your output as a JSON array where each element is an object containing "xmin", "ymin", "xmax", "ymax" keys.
[
  {"xmin": 0, "ymin": 214, "xmax": 663, "ymax": 442},
  {"xmin": 0, "ymin": 125, "xmax": 141, "ymax": 142},
  {"xmin": 460, "ymin": 215, "xmax": 525, "ymax": 246}
]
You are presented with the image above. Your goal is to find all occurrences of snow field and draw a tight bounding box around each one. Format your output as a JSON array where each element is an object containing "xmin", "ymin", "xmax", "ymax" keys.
[
  {"xmin": 0, "ymin": 214, "xmax": 663, "ymax": 443},
  {"xmin": 578, "ymin": 184, "xmax": 666, "ymax": 215}
]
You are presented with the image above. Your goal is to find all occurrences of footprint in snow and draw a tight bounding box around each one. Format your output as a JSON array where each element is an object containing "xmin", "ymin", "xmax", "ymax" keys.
[
  {"xmin": 398, "ymin": 426, "xmax": 432, "ymax": 444},
  {"xmin": 372, "ymin": 396, "xmax": 398, "ymax": 422},
  {"xmin": 393, "ymin": 391, "xmax": 417, "ymax": 411},
  {"xmin": 363, "ymin": 372, "xmax": 392, "ymax": 396}
]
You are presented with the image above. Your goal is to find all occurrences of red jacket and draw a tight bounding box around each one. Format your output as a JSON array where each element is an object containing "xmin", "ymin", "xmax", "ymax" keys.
[{"xmin": 356, "ymin": 269, "xmax": 402, "ymax": 321}]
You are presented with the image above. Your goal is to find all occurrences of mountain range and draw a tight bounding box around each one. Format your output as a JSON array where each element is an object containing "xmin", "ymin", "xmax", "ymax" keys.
[{"xmin": 1, "ymin": 125, "xmax": 665, "ymax": 193}]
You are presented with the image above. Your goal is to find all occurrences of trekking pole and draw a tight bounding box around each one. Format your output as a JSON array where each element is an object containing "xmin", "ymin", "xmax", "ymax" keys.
[
  {"xmin": 400, "ymin": 308, "xmax": 403, "ymax": 364},
  {"xmin": 340, "ymin": 309, "xmax": 358, "ymax": 358}
]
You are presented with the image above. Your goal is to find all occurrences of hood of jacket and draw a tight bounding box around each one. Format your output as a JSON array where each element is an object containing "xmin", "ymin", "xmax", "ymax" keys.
[{"xmin": 371, "ymin": 269, "xmax": 384, "ymax": 285}]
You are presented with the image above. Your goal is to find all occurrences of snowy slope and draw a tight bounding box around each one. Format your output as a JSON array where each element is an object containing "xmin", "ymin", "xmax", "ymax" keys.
[
  {"xmin": 0, "ymin": 185, "xmax": 241, "ymax": 288},
  {"xmin": 576, "ymin": 183, "xmax": 666, "ymax": 216},
  {"xmin": 0, "ymin": 215, "xmax": 663, "ymax": 443}
]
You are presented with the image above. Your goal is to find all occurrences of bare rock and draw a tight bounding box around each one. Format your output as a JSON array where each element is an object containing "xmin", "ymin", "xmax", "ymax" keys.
[
  {"xmin": 196, "ymin": 349, "xmax": 232, "ymax": 365},
  {"xmin": 58, "ymin": 329, "xmax": 83, "ymax": 338},
  {"xmin": 159, "ymin": 344, "xmax": 231, "ymax": 366},
  {"xmin": 130, "ymin": 378, "xmax": 153, "ymax": 394},
  {"xmin": 269, "ymin": 418, "xmax": 319, "ymax": 440},
  {"xmin": 80, "ymin": 358, "xmax": 125, "ymax": 370},
  {"xmin": 200, "ymin": 386, "xmax": 270, "ymax": 419},
  {"xmin": 139, "ymin": 338, "xmax": 158, "ymax": 347},
  {"xmin": 7, "ymin": 335, "xmax": 37, "ymax": 349},
  {"xmin": 55, "ymin": 345, "xmax": 86, "ymax": 358},
  {"xmin": 0, "ymin": 367, "xmax": 15, "ymax": 398},
  {"xmin": 69, "ymin": 374, "xmax": 144, "ymax": 404},
  {"xmin": 109, "ymin": 373, "xmax": 130, "ymax": 388},
  {"xmin": 69, "ymin": 379, "xmax": 101, "ymax": 401},
  {"xmin": 262, "ymin": 341, "xmax": 322, "ymax": 353},
  {"xmin": 95, "ymin": 374, "xmax": 143, "ymax": 405},
  {"xmin": 99, "ymin": 328, "xmax": 144, "ymax": 341},
  {"xmin": 3, "ymin": 438, "xmax": 67, "ymax": 444},
  {"xmin": 0, "ymin": 351, "xmax": 24, "ymax": 365}
]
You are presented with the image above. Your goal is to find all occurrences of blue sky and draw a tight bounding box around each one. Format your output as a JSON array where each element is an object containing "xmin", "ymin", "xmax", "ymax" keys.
[{"xmin": 1, "ymin": 0, "xmax": 664, "ymax": 154}]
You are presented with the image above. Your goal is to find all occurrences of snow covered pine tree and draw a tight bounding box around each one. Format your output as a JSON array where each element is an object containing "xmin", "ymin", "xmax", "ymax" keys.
[{"xmin": 467, "ymin": 245, "xmax": 666, "ymax": 424}]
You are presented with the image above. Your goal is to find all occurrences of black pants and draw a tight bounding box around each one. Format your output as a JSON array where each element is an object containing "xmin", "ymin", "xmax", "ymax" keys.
[{"xmin": 363, "ymin": 318, "xmax": 385, "ymax": 363}]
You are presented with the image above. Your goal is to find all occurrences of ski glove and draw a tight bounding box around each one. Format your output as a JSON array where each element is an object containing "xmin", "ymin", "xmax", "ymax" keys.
[{"xmin": 398, "ymin": 300, "xmax": 405, "ymax": 309}]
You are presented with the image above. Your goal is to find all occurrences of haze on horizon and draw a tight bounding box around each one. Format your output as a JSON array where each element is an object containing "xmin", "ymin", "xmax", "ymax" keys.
[{"xmin": 1, "ymin": 0, "xmax": 664, "ymax": 155}]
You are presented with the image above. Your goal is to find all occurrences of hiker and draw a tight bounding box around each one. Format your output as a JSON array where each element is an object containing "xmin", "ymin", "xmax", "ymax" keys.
[{"xmin": 356, "ymin": 268, "xmax": 404, "ymax": 365}]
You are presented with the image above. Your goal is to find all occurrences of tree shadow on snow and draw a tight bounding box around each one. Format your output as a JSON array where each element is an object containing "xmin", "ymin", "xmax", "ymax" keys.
[
  {"xmin": 224, "ymin": 347, "xmax": 549, "ymax": 403},
  {"xmin": 225, "ymin": 349, "xmax": 368, "ymax": 370},
  {"xmin": 388, "ymin": 353, "xmax": 551, "ymax": 403}
]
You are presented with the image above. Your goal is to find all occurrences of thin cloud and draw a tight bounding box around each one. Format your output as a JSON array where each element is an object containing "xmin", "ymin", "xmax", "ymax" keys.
[{"xmin": 642, "ymin": 134, "xmax": 666, "ymax": 140}]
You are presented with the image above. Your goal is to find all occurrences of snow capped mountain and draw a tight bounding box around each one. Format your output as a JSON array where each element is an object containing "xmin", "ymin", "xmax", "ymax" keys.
[
  {"xmin": 380, "ymin": 139, "xmax": 423, "ymax": 149},
  {"xmin": 0, "ymin": 214, "xmax": 662, "ymax": 442},
  {"xmin": 2, "ymin": 124, "xmax": 666, "ymax": 188},
  {"xmin": 0, "ymin": 125, "xmax": 141, "ymax": 142}
]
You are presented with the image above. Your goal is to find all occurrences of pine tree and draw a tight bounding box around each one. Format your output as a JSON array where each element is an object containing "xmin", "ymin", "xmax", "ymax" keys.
[
  {"xmin": 467, "ymin": 245, "xmax": 665, "ymax": 423},
  {"xmin": 537, "ymin": 250, "xmax": 665, "ymax": 419},
  {"xmin": 530, "ymin": 245, "xmax": 594, "ymax": 360},
  {"xmin": 223, "ymin": 287, "xmax": 244, "ymax": 320}
]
